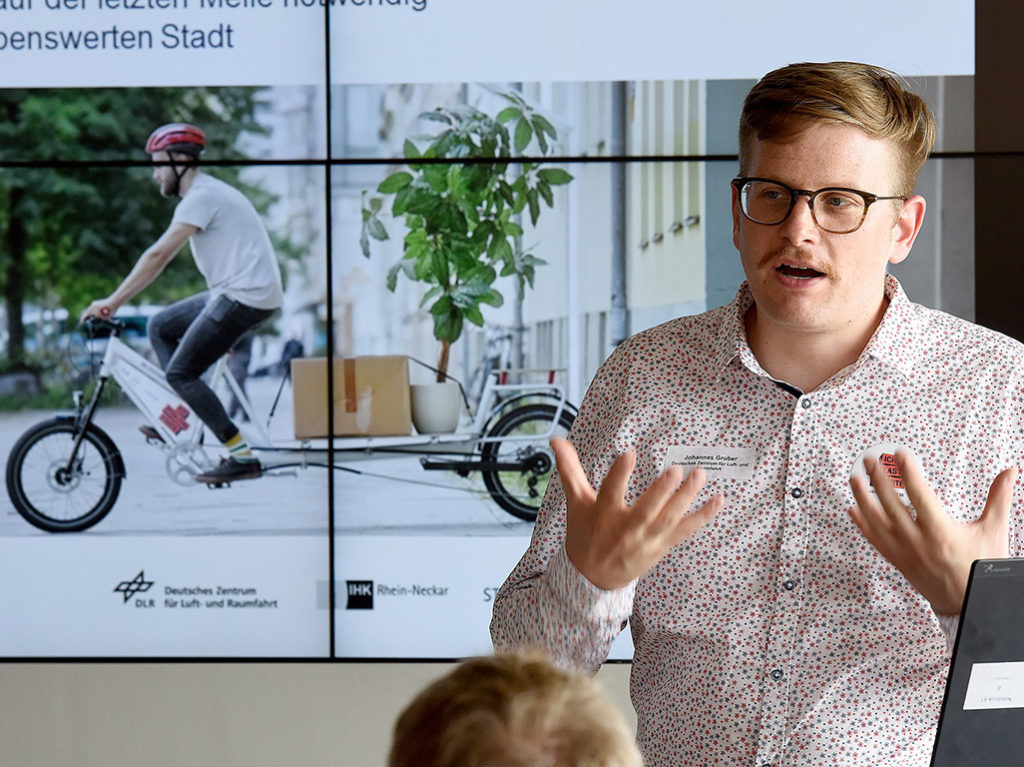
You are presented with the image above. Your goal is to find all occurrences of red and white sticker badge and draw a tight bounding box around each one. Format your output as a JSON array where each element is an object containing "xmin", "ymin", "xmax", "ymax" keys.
[{"xmin": 849, "ymin": 443, "xmax": 919, "ymax": 504}]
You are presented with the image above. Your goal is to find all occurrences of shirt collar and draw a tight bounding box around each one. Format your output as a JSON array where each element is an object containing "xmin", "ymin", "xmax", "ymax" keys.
[
  {"xmin": 710, "ymin": 274, "xmax": 921, "ymax": 381},
  {"xmin": 858, "ymin": 274, "xmax": 921, "ymax": 378}
]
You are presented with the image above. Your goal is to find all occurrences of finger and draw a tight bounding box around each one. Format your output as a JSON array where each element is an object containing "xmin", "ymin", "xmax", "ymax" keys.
[
  {"xmin": 849, "ymin": 473, "xmax": 896, "ymax": 536},
  {"xmin": 893, "ymin": 450, "xmax": 945, "ymax": 531},
  {"xmin": 666, "ymin": 493, "xmax": 724, "ymax": 547},
  {"xmin": 847, "ymin": 479, "xmax": 903, "ymax": 562},
  {"xmin": 979, "ymin": 466, "xmax": 1018, "ymax": 538},
  {"xmin": 550, "ymin": 438, "xmax": 595, "ymax": 504},
  {"xmin": 647, "ymin": 466, "xmax": 713, "ymax": 539},
  {"xmin": 595, "ymin": 449, "xmax": 638, "ymax": 509},
  {"xmin": 865, "ymin": 456, "xmax": 918, "ymax": 537},
  {"xmin": 631, "ymin": 464, "xmax": 690, "ymax": 532}
]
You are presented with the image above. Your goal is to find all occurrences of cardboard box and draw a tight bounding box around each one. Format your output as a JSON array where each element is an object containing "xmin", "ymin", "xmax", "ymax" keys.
[{"xmin": 291, "ymin": 356, "xmax": 412, "ymax": 439}]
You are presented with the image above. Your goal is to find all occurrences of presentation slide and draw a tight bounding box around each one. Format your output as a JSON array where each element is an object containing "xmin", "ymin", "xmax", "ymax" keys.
[{"xmin": 0, "ymin": 0, "xmax": 974, "ymax": 657}]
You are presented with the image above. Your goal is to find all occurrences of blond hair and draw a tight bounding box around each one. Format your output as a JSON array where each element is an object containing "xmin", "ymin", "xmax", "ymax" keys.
[
  {"xmin": 388, "ymin": 651, "xmax": 643, "ymax": 767},
  {"xmin": 739, "ymin": 61, "xmax": 936, "ymax": 196}
]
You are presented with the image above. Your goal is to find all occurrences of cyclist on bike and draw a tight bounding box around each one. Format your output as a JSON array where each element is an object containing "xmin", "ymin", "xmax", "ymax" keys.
[{"xmin": 81, "ymin": 123, "xmax": 283, "ymax": 484}]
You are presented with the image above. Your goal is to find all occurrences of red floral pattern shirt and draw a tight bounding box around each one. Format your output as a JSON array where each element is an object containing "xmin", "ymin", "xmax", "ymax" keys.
[{"xmin": 491, "ymin": 276, "xmax": 1024, "ymax": 767}]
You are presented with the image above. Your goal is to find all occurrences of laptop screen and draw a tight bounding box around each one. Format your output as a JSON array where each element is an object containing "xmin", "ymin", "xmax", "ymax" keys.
[{"xmin": 932, "ymin": 558, "xmax": 1024, "ymax": 766}]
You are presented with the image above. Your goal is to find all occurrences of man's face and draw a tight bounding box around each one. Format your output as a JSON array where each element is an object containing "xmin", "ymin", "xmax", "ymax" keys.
[
  {"xmin": 150, "ymin": 150, "xmax": 178, "ymax": 197},
  {"xmin": 732, "ymin": 122, "xmax": 925, "ymax": 341}
]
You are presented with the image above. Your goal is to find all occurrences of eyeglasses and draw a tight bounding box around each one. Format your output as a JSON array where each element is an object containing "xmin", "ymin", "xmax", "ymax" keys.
[{"xmin": 731, "ymin": 177, "xmax": 906, "ymax": 234}]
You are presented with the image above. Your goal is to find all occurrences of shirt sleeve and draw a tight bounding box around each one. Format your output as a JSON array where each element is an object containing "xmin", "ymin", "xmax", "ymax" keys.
[
  {"xmin": 490, "ymin": 344, "xmax": 637, "ymax": 673},
  {"xmin": 173, "ymin": 182, "xmax": 215, "ymax": 231}
]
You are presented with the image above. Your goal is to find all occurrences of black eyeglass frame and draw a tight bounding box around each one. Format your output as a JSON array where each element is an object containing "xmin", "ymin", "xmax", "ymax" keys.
[{"xmin": 731, "ymin": 177, "xmax": 907, "ymax": 234}]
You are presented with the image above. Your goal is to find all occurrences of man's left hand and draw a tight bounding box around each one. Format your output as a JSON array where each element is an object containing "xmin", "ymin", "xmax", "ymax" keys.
[{"xmin": 848, "ymin": 451, "xmax": 1018, "ymax": 616}]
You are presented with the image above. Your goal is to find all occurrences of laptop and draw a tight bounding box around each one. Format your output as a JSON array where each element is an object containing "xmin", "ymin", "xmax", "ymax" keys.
[{"xmin": 931, "ymin": 558, "xmax": 1024, "ymax": 765}]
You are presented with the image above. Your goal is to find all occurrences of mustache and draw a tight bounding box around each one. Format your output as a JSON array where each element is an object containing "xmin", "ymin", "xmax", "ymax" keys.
[{"xmin": 758, "ymin": 246, "xmax": 834, "ymax": 278}]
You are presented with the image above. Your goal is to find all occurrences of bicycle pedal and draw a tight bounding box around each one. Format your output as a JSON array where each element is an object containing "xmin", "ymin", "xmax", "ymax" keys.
[{"xmin": 204, "ymin": 480, "xmax": 232, "ymax": 489}]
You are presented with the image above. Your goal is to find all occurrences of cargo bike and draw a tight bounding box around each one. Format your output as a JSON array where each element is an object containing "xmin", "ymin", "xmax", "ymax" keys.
[{"xmin": 5, "ymin": 317, "xmax": 576, "ymax": 533}]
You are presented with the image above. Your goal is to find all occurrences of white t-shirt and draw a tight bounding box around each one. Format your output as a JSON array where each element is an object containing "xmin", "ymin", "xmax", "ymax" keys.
[{"xmin": 172, "ymin": 173, "xmax": 283, "ymax": 310}]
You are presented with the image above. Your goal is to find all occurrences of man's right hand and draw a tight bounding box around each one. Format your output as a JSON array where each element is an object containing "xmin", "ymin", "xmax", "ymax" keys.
[
  {"xmin": 79, "ymin": 300, "xmax": 114, "ymax": 325},
  {"xmin": 553, "ymin": 438, "xmax": 725, "ymax": 591}
]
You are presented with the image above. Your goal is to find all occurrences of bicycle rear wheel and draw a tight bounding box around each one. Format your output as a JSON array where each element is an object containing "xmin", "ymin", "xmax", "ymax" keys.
[
  {"xmin": 480, "ymin": 403, "xmax": 574, "ymax": 522},
  {"xmin": 5, "ymin": 418, "xmax": 124, "ymax": 532}
]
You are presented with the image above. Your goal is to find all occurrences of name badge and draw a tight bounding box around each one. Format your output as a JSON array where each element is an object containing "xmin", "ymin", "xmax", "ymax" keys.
[
  {"xmin": 849, "ymin": 443, "xmax": 916, "ymax": 503},
  {"xmin": 663, "ymin": 445, "xmax": 756, "ymax": 481}
]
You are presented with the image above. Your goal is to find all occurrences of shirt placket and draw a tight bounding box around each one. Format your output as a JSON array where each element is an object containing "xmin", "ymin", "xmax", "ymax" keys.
[{"xmin": 755, "ymin": 392, "xmax": 816, "ymax": 767}]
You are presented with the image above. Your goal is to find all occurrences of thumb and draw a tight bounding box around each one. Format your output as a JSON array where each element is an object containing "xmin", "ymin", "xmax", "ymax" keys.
[
  {"xmin": 550, "ymin": 438, "xmax": 595, "ymax": 504},
  {"xmin": 979, "ymin": 466, "xmax": 1018, "ymax": 537}
]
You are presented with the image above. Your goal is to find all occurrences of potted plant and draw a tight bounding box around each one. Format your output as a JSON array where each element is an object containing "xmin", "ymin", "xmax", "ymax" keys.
[{"xmin": 360, "ymin": 91, "xmax": 572, "ymax": 432}]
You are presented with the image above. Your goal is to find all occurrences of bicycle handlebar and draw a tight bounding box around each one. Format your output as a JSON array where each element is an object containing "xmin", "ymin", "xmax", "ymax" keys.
[{"xmin": 81, "ymin": 316, "xmax": 126, "ymax": 336}]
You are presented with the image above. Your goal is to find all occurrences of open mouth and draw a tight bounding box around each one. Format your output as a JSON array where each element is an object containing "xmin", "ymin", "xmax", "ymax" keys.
[{"xmin": 776, "ymin": 264, "xmax": 825, "ymax": 280}]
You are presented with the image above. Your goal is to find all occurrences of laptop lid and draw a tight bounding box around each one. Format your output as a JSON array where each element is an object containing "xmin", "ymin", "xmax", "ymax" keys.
[{"xmin": 931, "ymin": 558, "xmax": 1024, "ymax": 766}]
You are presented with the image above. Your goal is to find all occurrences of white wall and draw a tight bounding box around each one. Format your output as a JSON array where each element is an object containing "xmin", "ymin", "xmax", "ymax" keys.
[{"xmin": 0, "ymin": 661, "xmax": 635, "ymax": 767}]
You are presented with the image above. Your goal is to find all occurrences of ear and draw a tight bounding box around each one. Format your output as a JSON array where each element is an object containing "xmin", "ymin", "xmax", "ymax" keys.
[{"xmin": 888, "ymin": 194, "xmax": 926, "ymax": 266}]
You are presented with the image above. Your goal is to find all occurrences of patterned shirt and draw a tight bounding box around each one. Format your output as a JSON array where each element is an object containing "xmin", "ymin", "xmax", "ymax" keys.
[{"xmin": 491, "ymin": 276, "xmax": 1024, "ymax": 767}]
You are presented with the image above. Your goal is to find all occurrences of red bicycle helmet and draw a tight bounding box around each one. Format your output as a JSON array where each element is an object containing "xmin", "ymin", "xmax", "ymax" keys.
[{"xmin": 145, "ymin": 123, "xmax": 206, "ymax": 157}]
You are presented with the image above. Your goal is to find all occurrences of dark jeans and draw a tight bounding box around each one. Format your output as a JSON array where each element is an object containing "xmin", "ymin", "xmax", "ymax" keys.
[{"xmin": 148, "ymin": 292, "xmax": 274, "ymax": 444}]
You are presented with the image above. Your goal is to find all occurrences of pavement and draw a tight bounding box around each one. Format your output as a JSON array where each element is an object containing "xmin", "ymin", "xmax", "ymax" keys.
[{"xmin": 0, "ymin": 377, "xmax": 534, "ymax": 538}]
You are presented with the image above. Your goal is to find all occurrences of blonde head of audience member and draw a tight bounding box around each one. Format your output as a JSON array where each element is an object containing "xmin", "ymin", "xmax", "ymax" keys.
[{"xmin": 388, "ymin": 650, "xmax": 643, "ymax": 767}]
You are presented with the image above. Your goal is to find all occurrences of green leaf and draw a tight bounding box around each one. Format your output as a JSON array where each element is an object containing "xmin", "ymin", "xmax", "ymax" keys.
[
  {"xmin": 464, "ymin": 304, "xmax": 485, "ymax": 327},
  {"xmin": 527, "ymin": 188, "xmax": 540, "ymax": 225},
  {"xmin": 433, "ymin": 309, "xmax": 463, "ymax": 344},
  {"xmin": 514, "ymin": 119, "xmax": 532, "ymax": 153},
  {"xmin": 419, "ymin": 285, "xmax": 442, "ymax": 307},
  {"xmin": 392, "ymin": 184, "xmax": 415, "ymax": 216},
  {"xmin": 496, "ymin": 106, "xmax": 520, "ymax": 124},
  {"xmin": 421, "ymin": 110, "xmax": 453, "ymax": 124},
  {"xmin": 431, "ymin": 245, "xmax": 450, "ymax": 286},
  {"xmin": 369, "ymin": 196, "xmax": 383, "ymax": 213},
  {"xmin": 488, "ymin": 235, "xmax": 514, "ymax": 265},
  {"xmin": 482, "ymin": 289, "xmax": 504, "ymax": 307},
  {"xmin": 385, "ymin": 261, "xmax": 403, "ymax": 292},
  {"xmin": 359, "ymin": 226, "xmax": 370, "ymax": 259},
  {"xmin": 424, "ymin": 164, "xmax": 448, "ymax": 192},
  {"xmin": 533, "ymin": 114, "xmax": 558, "ymax": 140},
  {"xmin": 378, "ymin": 171, "xmax": 413, "ymax": 194},
  {"xmin": 537, "ymin": 179, "xmax": 554, "ymax": 207},
  {"xmin": 537, "ymin": 168, "xmax": 573, "ymax": 185},
  {"xmin": 367, "ymin": 217, "xmax": 388, "ymax": 242},
  {"xmin": 532, "ymin": 120, "xmax": 549, "ymax": 154},
  {"xmin": 403, "ymin": 139, "xmax": 421, "ymax": 159},
  {"xmin": 430, "ymin": 294, "xmax": 453, "ymax": 317}
]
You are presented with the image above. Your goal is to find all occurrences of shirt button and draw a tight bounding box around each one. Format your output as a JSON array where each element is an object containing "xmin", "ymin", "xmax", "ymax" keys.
[
  {"xmin": 770, "ymin": 669, "xmax": 784, "ymax": 681},
  {"xmin": 783, "ymin": 579, "xmax": 797, "ymax": 591},
  {"xmin": 790, "ymin": 487, "xmax": 803, "ymax": 498},
  {"xmin": 801, "ymin": 398, "xmax": 812, "ymax": 409}
]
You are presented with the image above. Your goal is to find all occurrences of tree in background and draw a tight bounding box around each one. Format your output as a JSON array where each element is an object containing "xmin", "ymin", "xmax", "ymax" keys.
[{"xmin": 0, "ymin": 87, "xmax": 289, "ymax": 369}]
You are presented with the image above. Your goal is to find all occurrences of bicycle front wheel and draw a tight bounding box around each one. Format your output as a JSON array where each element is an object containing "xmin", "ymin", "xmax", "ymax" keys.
[
  {"xmin": 480, "ymin": 403, "xmax": 575, "ymax": 522},
  {"xmin": 5, "ymin": 418, "xmax": 124, "ymax": 532}
]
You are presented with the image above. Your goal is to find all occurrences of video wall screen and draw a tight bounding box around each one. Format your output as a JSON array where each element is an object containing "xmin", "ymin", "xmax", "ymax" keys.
[{"xmin": 0, "ymin": 1, "xmax": 974, "ymax": 657}]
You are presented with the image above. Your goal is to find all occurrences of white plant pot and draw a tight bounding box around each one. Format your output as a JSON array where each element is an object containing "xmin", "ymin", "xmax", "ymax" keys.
[{"xmin": 411, "ymin": 381, "xmax": 463, "ymax": 434}]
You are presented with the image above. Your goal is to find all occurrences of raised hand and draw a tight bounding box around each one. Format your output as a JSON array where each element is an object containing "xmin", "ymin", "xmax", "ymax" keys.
[
  {"xmin": 848, "ymin": 451, "xmax": 1018, "ymax": 616},
  {"xmin": 552, "ymin": 438, "xmax": 724, "ymax": 591}
]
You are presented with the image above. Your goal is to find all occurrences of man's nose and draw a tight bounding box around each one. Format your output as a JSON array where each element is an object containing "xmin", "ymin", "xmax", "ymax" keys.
[{"xmin": 780, "ymin": 194, "xmax": 818, "ymax": 241}]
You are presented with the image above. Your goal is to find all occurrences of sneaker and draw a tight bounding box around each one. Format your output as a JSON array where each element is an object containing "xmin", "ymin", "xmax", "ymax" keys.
[
  {"xmin": 195, "ymin": 457, "xmax": 262, "ymax": 484},
  {"xmin": 139, "ymin": 424, "xmax": 165, "ymax": 444}
]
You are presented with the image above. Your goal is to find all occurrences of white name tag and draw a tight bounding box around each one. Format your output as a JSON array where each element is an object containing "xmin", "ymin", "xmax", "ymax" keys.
[
  {"xmin": 663, "ymin": 445, "xmax": 756, "ymax": 481},
  {"xmin": 964, "ymin": 661, "xmax": 1024, "ymax": 710}
]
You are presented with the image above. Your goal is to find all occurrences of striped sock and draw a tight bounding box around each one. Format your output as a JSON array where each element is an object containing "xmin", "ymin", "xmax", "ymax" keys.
[{"xmin": 224, "ymin": 432, "xmax": 257, "ymax": 463}]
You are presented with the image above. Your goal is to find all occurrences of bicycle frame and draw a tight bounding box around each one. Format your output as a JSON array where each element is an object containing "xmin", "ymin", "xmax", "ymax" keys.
[
  {"xmin": 88, "ymin": 333, "xmax": 269, "ymax": 445},
  {"xmin": 7, "ymin": 320, "xmax": 578, "ymax": 531}
]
